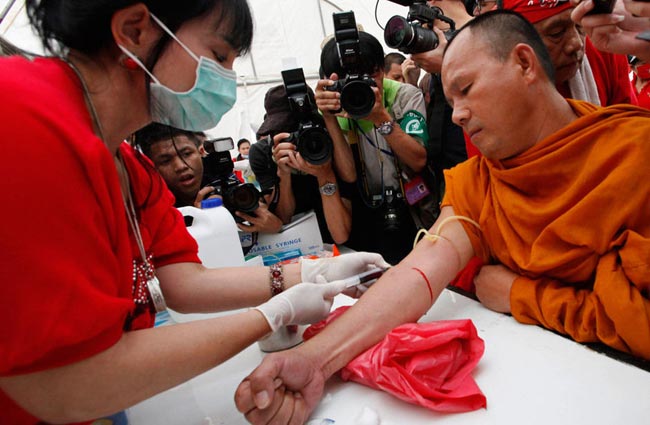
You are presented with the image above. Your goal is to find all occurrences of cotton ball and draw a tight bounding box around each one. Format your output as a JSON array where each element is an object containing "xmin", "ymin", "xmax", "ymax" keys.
[
  {"xmin": 306, "ymin": 419, "xmax": 335, "ymax": 425},
  {"xmin": 354, "ymin": 406, "xmax": 381, "ymax": 425}
]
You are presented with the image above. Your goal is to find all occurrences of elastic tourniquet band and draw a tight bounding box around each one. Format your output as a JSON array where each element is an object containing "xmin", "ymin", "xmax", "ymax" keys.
[
  {"xmin": 413, "ymin": 215, "xmax": 481, "ymax": 249},
  {"xmin": 413, "ymin": 215, "xmax": 482, "ymax": 274}
]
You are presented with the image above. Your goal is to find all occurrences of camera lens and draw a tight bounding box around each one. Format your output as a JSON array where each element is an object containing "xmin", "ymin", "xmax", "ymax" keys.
[
  {"xmin": 384, "ymin": 15, "xmax": 439, "ymax": 54},
  {"xmin": 380, "ymin": 187, "xmax": 404, "ymax": 232},
  {"xmin": 340, "ymin": 80, "xmax": 375, "ymax": 119},
  {"xmin": 384, "ymin": 16, "xmax": 411, "ymax": 48},
  {"xmin": 297, "ymin": 127, "xmax": 333, "ymax": 165},
  {"xmin": 226, "ymin": 183, "xmax": 260, "ymax": 214},
  {"xmin": 383, "ymin": 206, "xmax": 402, "ymax": 233}
]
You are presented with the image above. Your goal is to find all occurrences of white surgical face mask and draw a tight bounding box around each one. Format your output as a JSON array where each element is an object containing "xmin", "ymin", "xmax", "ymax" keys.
[{"xmin": 119, "ymin": 13, "xmax": 237, "ymax": 132}]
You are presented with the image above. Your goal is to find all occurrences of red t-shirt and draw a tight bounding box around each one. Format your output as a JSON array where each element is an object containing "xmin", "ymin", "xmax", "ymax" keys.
[{"xmin": 0, "ymin": 57, "xmax": 199, "ymax": 424}]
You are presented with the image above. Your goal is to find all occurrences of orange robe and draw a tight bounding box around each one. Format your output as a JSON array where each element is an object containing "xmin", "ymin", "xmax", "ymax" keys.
[{"xmin": 442, "ymin": 99, "xmax": 650, "ymax": 359}]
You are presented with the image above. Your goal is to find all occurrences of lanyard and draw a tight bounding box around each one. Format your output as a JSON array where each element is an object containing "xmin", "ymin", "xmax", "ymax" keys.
[
  {"xmin": 66, "ymin": 58, "xmax": 166, "ymax": 312},
  {"xmin": 350, "ymin": 119, "xmax": 406, "ymax": 207}
]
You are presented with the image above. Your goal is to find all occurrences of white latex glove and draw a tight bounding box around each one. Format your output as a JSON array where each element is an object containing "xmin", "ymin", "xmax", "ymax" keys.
[
  {"xmin": 300, "ymin": 252, "xmax": 391, "ymax": 298},
  {"xmin": 255, "ymin": 278, "xmax": 346, "ymax": 332},
  {"xmin": 301, "ymin": 252, "xmax": 391, "ymax": 282}
]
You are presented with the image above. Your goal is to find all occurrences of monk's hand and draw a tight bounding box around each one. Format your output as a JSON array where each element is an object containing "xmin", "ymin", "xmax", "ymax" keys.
[
  {"xmin": 235, "ymin": 349, "xmax": 326, "ymax": 424},
  {"xmin": 474, "ymin": 264, "xmax": 517, "ymax": 313}
]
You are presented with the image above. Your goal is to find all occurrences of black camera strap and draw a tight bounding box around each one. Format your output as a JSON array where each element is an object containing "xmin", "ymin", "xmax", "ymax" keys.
[
  {"xmin": 263, "ymin": 184, "xmax": 281, "ymax": 214},
  {"xmin": 350, "ymin": 119, "xmax": 406, "ymax": 209},
  {"xmin": 351, "ymin": 119, "xmax": 431, "ymax": 231}
]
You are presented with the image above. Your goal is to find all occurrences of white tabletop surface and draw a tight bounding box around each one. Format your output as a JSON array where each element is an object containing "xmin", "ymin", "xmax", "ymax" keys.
[{"xmin": 127, "ymin": 289, "xmax": 650, "ymax": 425}]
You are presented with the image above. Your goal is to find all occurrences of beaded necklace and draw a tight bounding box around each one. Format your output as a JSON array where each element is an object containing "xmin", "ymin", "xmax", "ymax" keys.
[{"xmin": 65, "ymin": 58, "xmax": 167, "ymax": 312}]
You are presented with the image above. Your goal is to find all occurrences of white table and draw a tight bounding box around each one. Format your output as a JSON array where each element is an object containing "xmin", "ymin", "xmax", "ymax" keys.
[{"xmin": 127, "ymin": 289, "xmax": 650, "ymax": 425}]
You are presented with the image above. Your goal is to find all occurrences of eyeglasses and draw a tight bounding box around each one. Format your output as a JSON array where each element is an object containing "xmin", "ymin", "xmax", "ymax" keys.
[{"xmin": 473, "ymin": 0, "xmax": 497, "ymax": 15}]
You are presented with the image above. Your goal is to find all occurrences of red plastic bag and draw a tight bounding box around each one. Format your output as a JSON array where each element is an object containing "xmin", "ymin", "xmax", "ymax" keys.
[{"xmin": 304, "ymin": 306, "xmax": 486, "ymax": 413}]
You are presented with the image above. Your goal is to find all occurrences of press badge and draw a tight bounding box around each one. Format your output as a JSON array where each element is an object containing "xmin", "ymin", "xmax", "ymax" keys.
[{"xmin": 404, "ymin": 175, "xmax": 430, "ymax": 205}]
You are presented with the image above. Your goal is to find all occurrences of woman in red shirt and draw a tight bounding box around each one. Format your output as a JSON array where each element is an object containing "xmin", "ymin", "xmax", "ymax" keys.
[{"xmin": 0, "ymin": 1, "xmax": 388, "ymax": 423}]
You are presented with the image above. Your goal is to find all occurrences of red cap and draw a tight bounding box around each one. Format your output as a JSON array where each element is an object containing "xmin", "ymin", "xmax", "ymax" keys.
[{"xmin": 501, "ymin": 0, "xmax": 573, "ymax": 24}]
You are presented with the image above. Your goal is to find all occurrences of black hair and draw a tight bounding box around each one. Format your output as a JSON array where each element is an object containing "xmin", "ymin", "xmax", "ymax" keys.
[
  {"xmin": 446, "ymin": 10, "xmax": 555, "ymax": 82},
  {"xmin": 133, "ymin": 122, "xmax": 204, "ymax": 159},
  {"xmin": 320, "ymin": 31, "xmax": 385, "ymax": 78},
  {"xmin": 237, "ymin": 138, "xmax": 251, "ymax": 148},
  {"xmin": 384, "ymin": 52, "xmax": 406, "ymax": 73},
  {"xmin": 25, "ymin": 0, "xmax": 253, "ymax": 56}
]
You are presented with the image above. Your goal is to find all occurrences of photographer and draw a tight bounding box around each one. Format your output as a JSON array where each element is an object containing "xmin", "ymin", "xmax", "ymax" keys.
[
  {"xmin": 135, "ymin": 123, "xmax": 212, "ymax": 208},
  {"xmin": 405, "ymin": 0, "xmax": 474, "ymax": 175},
  {"xmin": 384, "ymin": 52, "xmax": 421, "ymax": 86},
  {"xmin": 135, "ymin": 123, "xmax": 282, "ymax": 234},
  {"xmin": 407, "ymin": 0, "xmax": 472, "ymax": 75},
  {"xmin": 250, "ymin": 85, "xmax": 352, "ymax": 245},
  {"xmin": 317, "ymin": 29, "xmax": 431, "ymax": 264}
]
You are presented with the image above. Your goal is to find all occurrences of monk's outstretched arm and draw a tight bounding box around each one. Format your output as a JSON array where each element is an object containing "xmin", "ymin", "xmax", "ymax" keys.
[
  {"xmin": 234, "ymin": 207, "xmax": 476, "ymax": 423},
  {"xmin": 510, "ymin": 245, "xmax": 650, "ymax": 360},
  {"xmin": 307, "ymin": 206, "xmax": 476, "ymax": 379}
]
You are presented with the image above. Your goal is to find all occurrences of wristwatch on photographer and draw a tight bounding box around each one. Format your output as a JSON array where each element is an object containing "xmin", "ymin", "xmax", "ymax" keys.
[
  {"xmin": 376, "ymin": 119, "xmax": 396, "ymax": 136},
  {"xmin": 319, "ymin": 182, "xmax": 338, "ymax": 196}
]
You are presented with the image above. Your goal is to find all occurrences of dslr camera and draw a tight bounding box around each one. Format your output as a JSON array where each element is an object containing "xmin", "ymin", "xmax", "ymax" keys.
[
  {"xmin": 281, "ymin": 68, "xmax": 333, "ymax": 165},
  {"xmin": 379, "ymin": 186, "xmax": 407, "ymax": 233},
  {"xmin": 384, "ymin": 0, "xmax": 456, "ymax": 54},
  {"xmin": 324, "ymin": 11, "xmax": 377, "ymax": 119},
  {"xmin": 202, "ymin": 137, "xmax": 260, "ymax": 222}
]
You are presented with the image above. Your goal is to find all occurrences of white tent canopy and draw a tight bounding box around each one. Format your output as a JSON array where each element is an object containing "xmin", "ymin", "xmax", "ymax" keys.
[{"xmin": 1, "ymin": 0, "xmax": 409, "ymax": 142}]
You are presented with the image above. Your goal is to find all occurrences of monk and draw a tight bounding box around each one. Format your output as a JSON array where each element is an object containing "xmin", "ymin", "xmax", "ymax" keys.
[
  {"xmin": 234, "ymin": 11, "xmax": 650, "ymax": 424},
  {"xmin": 456, "ymin": 0, "xmax": 639, "ymax": 292}
]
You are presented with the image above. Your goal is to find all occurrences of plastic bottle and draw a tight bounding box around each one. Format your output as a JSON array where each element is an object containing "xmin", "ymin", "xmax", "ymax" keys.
[{"xmin": 178, "ymin": 199, "xmax": 245, "ymax": 268}]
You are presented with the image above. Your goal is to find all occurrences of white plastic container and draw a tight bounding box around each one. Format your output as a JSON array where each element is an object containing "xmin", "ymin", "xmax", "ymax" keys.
[
  {"xmin": 178, "ymin": 199, "xmax": 246, "ymax": 268},
  {"xmin": 171, "ymin": 200, "xmax": 247, "ymax": 324}
]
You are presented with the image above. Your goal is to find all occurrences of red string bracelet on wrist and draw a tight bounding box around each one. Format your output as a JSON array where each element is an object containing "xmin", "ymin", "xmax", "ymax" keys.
[{"xmin": 411, "ymin": 267, "xmax": 433, "ymax": 304}]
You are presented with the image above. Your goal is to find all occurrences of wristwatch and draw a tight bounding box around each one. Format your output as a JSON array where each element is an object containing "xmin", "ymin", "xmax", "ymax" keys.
[
  {"xmin": 376, "ymin": 119, "xmax": 396, "ymax": 136},
  {"xmin": 319, "ymin": 182, "xmax": 338, "ymax": 196}
]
